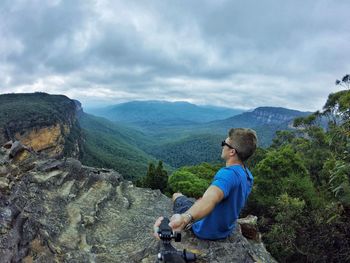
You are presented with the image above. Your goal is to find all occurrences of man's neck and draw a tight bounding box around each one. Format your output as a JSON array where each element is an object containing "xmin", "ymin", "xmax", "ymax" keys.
[{"xmin": 226, "ymin": 159, "xmax": 243, "ymax": 167}]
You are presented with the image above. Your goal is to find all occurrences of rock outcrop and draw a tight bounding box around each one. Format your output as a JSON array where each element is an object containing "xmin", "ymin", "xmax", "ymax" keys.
[
  {"xmin": 251, "ymin": 107, "xmax": 309, "ymax": 125},
  {"xmin": 0, "ymin": 93, "xmax": 82, "ymax": 158},
  {"xmin": 0, "ymin": 141, "xmax": 276, "ymax": 263}
]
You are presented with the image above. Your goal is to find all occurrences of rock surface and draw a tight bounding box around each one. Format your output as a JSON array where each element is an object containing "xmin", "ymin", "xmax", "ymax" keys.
[
  {"xmin": 237, "ymin": 215, "xmax": 261, "ymax": 242},
  {"xmin": 0, "ymin": 141, "xmax": 276, "ymax": 263}
]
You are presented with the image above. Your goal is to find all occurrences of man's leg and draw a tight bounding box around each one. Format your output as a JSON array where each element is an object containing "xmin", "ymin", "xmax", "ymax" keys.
[
  {"xmin": 172, "ymin": 192, "xmax": 184, "ymax": 202},
  {"xmin": 172, "ymin": 192, "xmax": 195, "ymax": 214}
]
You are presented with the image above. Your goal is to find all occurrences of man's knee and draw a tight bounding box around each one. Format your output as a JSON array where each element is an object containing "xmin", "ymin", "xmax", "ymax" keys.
[{"xmin": 172, "ymin": 192, "xmax": 184, "ymax": 202}]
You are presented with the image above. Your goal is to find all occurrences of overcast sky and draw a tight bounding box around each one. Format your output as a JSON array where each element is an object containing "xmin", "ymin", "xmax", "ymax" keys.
[{"xmin": 1, "ymin": 0, "xmax": 349, "ymax": 111}]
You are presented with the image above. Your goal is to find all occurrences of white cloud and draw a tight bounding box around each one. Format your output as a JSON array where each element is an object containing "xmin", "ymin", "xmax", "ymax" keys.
[{"xmin": 0, "ymin": 0, "xmax": 349, "ymax": 111}]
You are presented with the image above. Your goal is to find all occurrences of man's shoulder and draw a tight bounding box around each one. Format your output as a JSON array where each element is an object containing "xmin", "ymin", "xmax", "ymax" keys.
[
  {"xmin": 220, "ymin": 165, "xmax": 245, "ymax": 174},
  {"xmin": 224, "ymin": 165, "xmax": 252, "ymax": 175},
  {"xmin": 216, "ymin": 167, "xmax": 233, "ymax": 176},
  {"xmin": 215, "ymin": 167, "xmax": 239, "ymax": 182},
  {"xmin": 216, "ymin": 165, "xmax": 253, "ymax": 182}
]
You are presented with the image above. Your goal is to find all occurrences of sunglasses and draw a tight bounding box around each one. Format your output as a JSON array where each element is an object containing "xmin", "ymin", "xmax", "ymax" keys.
[
  {"xmin": 221, "ymin": 141, "xmax": 239, "ymax": 153},
  {"xmin": 221, "ymin": 141, "xmax": 234, "ymax": 149},
  {"xmin": 221, "ymin": 141, "xmax": 242, "ymax": 161}
]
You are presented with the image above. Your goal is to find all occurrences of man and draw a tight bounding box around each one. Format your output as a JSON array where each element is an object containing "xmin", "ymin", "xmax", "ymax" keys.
[{"xmin": 154, "ymin": 128, "xmax": 257, "ymax": 240}]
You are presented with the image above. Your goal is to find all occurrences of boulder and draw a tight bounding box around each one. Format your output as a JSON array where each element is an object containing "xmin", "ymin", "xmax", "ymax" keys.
[
  {"xmin": 0, "ymin": 146, "xmax": 276, "ymax": 263},
  {"xmin": 237, "ymin": 215, "xmax": 261, "ymax": 242}
]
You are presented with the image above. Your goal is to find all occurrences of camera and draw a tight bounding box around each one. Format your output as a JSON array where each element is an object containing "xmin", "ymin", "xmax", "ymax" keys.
[{"xmin": 157, "ymin": 217, "xmax": 197, "ymax": 263}]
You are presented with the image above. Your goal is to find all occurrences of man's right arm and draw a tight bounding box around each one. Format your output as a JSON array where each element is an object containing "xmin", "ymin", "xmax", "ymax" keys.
[{"xmin": 169, "ymin": 185, "xmax": 224, "ymax": 231}]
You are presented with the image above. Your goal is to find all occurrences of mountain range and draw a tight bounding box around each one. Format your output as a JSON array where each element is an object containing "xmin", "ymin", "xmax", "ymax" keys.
[
  {"xmin": 88, "ymin": 101, "xmax": 310, "ymax": 146},
  {"xmin": 0, "ymin": 93, "xmax": 311, "ymax": 179},
  {"xmin": 86, "ymin": 100, "xmax": 244, "ymax": 125}
]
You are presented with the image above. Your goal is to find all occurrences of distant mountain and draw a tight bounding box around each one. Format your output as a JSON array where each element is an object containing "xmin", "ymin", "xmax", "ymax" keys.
[
  {"xmin": 234, "ymin": 106, "xmax": 310, "ymax": 124},
  {"xmin": 83, "ymin": 105, "xmax": 311, "ymax": 169},
  {"xmin": 87, "ymin": 100, "xmax": 244, "ymax": 125},
  {"xmin": 134, "ymin": 107, "xmax": 312, "ymax": 167},
  {"xmin": 198, "ymin": 107, "xmax": 312, "ymax": 146},
  {"xmin": 207, "ymin": 107, "xmax": 311, "ymax": 130},
  {"xmin": 0, "ymin": 92, "xmax": 313, "ymax": 177}
]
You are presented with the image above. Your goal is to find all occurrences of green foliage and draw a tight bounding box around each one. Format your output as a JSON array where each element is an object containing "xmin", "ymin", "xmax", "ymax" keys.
[
  {"xmin": 270, "ymin": 130, "xmax": 296, "ymax": 149},
  {"xmin": 168, "ymin": 170, "xmax": 209, "ymax": 198},
  {"xmin": 180, "ymin": 162, "xmax": 222, "ymax": 180},
  {"xmin": 147, "ymin": 134, "xmax": 223, "ymax": 168},
  {"xmin": 323, "ymin": 90, "xmax": 350, "ymax": 121},
  {"xmin": 335, "ymin": 74, "xmax": 350, "ymax": 89},
  {"xmin": 245, "ymin": 147, "xmax": 267, "ymax": 168},
  {"xmin": 80, "ymin": 131, "xmax": 149, "ymax": 180},
  {"xmin": 293, "ymin": 114, "xmax": 317, "ymax": 128},
  {"xmin": 247, "ymin": 85, "xmax": 350, "ymax": 262},
  {"xmin": 79, "ymin": 113, "xmax": 160, "ymax": 180},
  {"xmin": 293, "ymin": 131, "xmax": 332, "ymax": 187},
  {"xmin": 253, "ymin": 145, "xmax": 307, "ymax": 180},
  {"xmin": 302, "ymin": 204, "xmax": 350, "ymax": 263},
  {"xmin": 329, "ymin": 160, "xmax": 350, "ymax": 206},
  {"xmin": 265, "ymin": 194, "xmax": 305, "ymax": 261},
  {"xmin": 322, "ymin": 88, "xmax": 350, "ymax": 207},
  {"xmin": 137, "ymin": 161, "xmax": 169, "ymax": 193},
  {"xmin": 251, "ymin": 145, "xmax": 320, "ymax": 210},
  {"xmin": 168, "ymin": 162, "xmax": 220, "ymax": 198}
]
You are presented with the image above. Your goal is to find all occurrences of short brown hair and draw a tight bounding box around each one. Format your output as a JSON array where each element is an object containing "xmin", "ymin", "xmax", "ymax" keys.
[{"xmin": 228, "ymin": 128, "xmax": 257, "ymax": 162}]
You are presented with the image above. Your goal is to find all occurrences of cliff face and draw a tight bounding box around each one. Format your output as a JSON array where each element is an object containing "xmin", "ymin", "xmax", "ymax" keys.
[
  {"xmin": 0, "ymin": 141, "xmax": 276, "ymax": 263},
  {"xmin": 0, "ymin": 93, "xmax": 82, "ymax": 158},
  {"xmin": 252, "ymin": 108, "xmax": 294, "ymax": 124},
  {"xmin": 251, "ymin": 107, "xmax": 310, "ymax": 125},
  {"xmin": 13, "ymin": 123, "xmax": 67, "ymax": 156}
]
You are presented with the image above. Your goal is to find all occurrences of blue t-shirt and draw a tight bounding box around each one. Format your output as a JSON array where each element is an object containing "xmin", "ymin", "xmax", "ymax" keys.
[{"xmin": 192, "ymin": 165, "xmax": 254, "ymax": 240}]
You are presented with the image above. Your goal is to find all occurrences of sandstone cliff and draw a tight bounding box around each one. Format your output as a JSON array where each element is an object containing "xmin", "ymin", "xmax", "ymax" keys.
[
  {"xmin": 0, "ymin": 93, "xmax": 83, "ymax": 158},
  {"xmin": 251, "ymin": 107, "xmax": 303, "ymax": 125},
  {"xmin": 0, "ymin": 141, "xmax": 276, "ymax": 263}
]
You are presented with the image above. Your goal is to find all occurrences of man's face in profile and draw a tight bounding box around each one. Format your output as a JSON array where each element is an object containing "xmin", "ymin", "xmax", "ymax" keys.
[{"xmin": 221, "ymin": 137, "xmax": 232, "ymax": 160}]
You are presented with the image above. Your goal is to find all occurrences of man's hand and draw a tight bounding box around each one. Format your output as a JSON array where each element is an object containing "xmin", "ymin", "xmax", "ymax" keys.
[
  {"xmin": 153, "ymin": 214, "xmax": 189, "ymax": 240},
  {"xmin": 169, "ymin": 214, "xmax": 188, "ymax": 232},
  {"xmin": 153, "ymin": 216, "xmax": 164, "ymax": 239}
]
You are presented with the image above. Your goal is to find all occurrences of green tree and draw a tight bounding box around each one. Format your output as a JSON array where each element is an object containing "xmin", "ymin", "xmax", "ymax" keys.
[
  {"xmin": 270, "ymin": 130, "xmax": 296, "ymax": 149},
  {"xmin": 265, "ymin": 194, "xmax": 305, "ymax": 261},
  {"xmin": 329, "ymin": 159, "xmax": 350, "ymax": 206},
  {"xmin": 144, "ymin": 162, "xmax": 156, "ymax": 187},
  {"xmin": 317, "ymin": 86, "xmax": 349, "ymax": 206},
  {"xmin": 137, "ymin": 161, "xmax": 169, "ymax": 193},
  {"xmin": 168, "ymin": 162, "xmax": 220, "ymax": 198},
  {"xmin": 251, "ymin": 145, "xmax": 318, "ymax": 208},
  {"xmin": 168, "ymin": 170, "xmax": 209, "ymax": 198},
  {"xmin": 335, "ymin": 74, "xmax": 350, "ymax": 90},
  {"xmin": 154, "ymin": 160, "xmax": 169, "ymax": 193},
  {"xmin": 245, "ymin": 78, "xmax": 350, "ymax": 262}
]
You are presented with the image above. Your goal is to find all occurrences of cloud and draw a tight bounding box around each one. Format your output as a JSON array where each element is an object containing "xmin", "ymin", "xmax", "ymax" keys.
[{"xmin": 1, "ymin": 0, "xmax": 349, "ymax": 111}]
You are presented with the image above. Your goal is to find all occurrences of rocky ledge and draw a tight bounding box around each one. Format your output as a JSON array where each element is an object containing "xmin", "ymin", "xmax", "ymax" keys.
[{"xmin": 0, "ymin": 141, "xmax": 276, "ymax": 263}]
